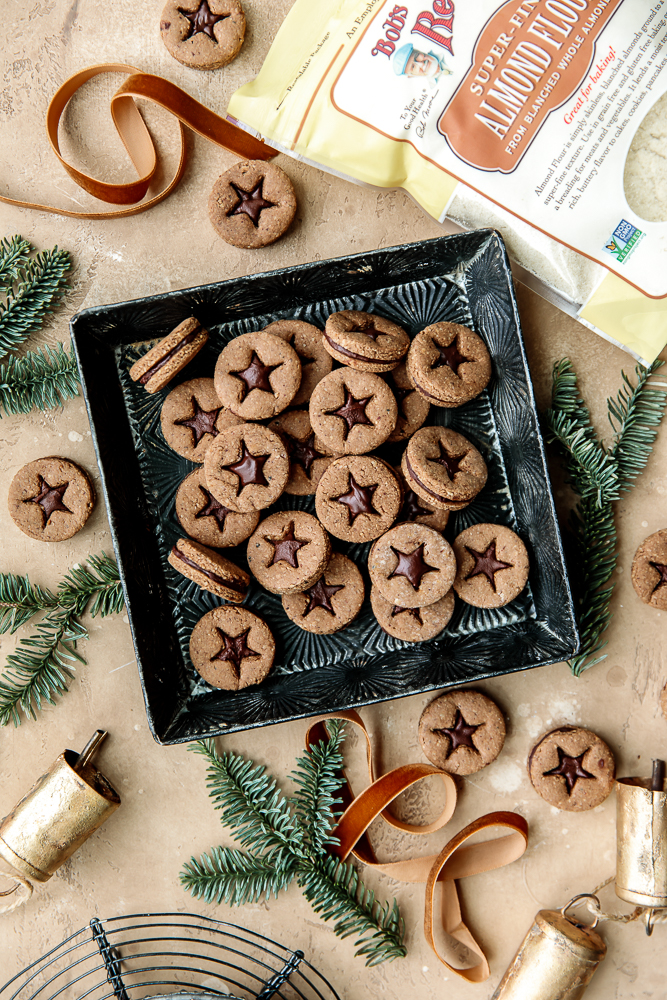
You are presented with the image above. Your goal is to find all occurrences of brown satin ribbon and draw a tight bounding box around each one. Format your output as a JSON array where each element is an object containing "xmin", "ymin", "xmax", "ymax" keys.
[
  {"xmin": 1, "ymin": 64, "xmax": 274, "ymax": 220},
  {"xmin": 306, "ymin": 712, "xmax": 528, "ymax": 984}
]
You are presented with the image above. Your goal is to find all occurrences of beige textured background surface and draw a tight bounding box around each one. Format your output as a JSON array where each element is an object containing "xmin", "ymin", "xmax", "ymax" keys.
[{"xmin": 1, "ymin": 1, "xmax": 666, "ymax": 996}]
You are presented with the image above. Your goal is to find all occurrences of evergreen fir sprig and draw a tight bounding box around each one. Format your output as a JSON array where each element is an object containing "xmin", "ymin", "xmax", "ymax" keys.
[
  {"xmin": 0, "ymin": 553, "xmax": 125, "ymax": 726},
  {"xmin": 0, "ymin": 244, "xmax": 71, "ymax": 359},
  {"xmin": 543, "ymin": 358, "xmax": 667, "ymax": 675},
  {"xmin": 181, "ymin": 724, "xmax": 407, "ymax": 967},
  {"xmin": 0, "ymin": 343, "xmax": 80, "ymax": 416},
  {"xmin": 0, "ymin": 236, "xmax": 31, "ymax": 291}
]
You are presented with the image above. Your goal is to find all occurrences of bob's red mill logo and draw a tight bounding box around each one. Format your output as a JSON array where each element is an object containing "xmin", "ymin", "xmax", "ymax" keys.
[{"xmin": 371, "ymin": 1, "xmax": 455, "ymax": 71}]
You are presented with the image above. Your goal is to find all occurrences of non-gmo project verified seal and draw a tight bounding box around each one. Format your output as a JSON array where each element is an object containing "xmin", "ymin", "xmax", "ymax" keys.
[{"xmin": 603, "ymin": 220, "xmax": 645, "ymax": 263}]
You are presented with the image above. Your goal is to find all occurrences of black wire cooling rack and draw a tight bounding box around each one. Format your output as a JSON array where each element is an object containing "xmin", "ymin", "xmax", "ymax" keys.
[{"xmin": 0, "ymin": 913, "xmax": 340, "ymax": 1000}]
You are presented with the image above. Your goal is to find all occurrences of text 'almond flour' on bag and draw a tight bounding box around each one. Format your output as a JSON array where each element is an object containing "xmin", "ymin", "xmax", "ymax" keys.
[{"xmin": 228, "ymin": 0, "xmax": 667, "ymax": 365}]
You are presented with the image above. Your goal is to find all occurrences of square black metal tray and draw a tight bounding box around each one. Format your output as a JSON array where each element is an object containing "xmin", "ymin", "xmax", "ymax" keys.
[{"xmin": 71, "ymin": 231, "xmax": 578, "ymax": 745}]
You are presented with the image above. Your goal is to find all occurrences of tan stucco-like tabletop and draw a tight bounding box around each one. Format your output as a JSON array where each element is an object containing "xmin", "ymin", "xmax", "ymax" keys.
[{"xmin": 1, "ymin": 1, "xmax": 666, "ymax": 996}]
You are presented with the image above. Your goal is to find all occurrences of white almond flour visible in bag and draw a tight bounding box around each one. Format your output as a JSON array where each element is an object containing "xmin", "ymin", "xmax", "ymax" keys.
[{"xmin": 229, "ymin": 0, "xmax": 667, "ymax": 363}]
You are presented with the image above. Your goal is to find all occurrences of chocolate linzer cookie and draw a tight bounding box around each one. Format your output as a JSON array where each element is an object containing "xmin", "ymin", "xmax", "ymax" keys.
[
  {"xmin": 402, "ymin": 426, "xmax": 488, "ymax": 510},
  {"xmin": 160, "ymin": 0, "xmax": 245, "ymax": 70},
  {"xmin": 394, "ymin": 467, "xmax": 449, "ymax": 531},
  {"xmin": 631, "ymin": 529, "xmax": 667, "ymax": 611},
  {"xmin": 247, "ymin": 511, "xmax": 331, "ymax": 595},
  {"xmin": 269, "ymin": 409, "xmax": 337, "ymax": 496},
  {"xmin": 528, "ymin": 726, "xmax": 616, "ymax": 812},
  {"xmin": 168, "ymin": 538, "xmax": 249, "ymax": 602},
  {"xmin": 214, "ymin": 330, "xmax": 301, "ymax": 420},
  {"xmin": 282, "ymin": 553, "xmax": 364, "ymax": 635},
  {"xmin": 407, "ymin": 322, "xmax": 491, "ymax": 407},
  {"xmin": 310, "ymin": 368, "xmax": 397, "ymax": 455},
  {"xmin": 161, "ymin": 378, "xmax": 243, "ymax": 462},
  {"xmin": 263, "ymin": 319, "xmax": 332, "ymax": 406},
  {"xmin": 315, "ymin": 455, "xmax": 402, "ymax": 543},
  {"xmin": 204, "ymin": 424, "xmax": 289, "ymax": 513},
  {"xmin": 8, "ymin": 457, "xmax": 95, "ymax": 542},
  {"xmin": 371, "ymin": 587, "xmax": 455, "ymax": 643},
  {"xmin": 129, "ymin": 317, "xmax": 208, "ymax": 394},
  {"xmin": 419, "ymin": 690, "xmax": 506, "ymax": 776},
  {"xmin": 368, "ymin": 523, "xmax": 456, "ymax": 608},
  {"xmin": 453, "ymin": 523, "xmax": 529, "ymax": 608},
  {"xmin": 322, "ymin": 310, "xmax": 409, "ymax": 372},
  {"xmin": 190, "ymin": 605, "xmax": 274, "ymax": 690},
  {"xmin": 387, "ymin": 362, "xmax": 430, "ymax": 442},
  {"xmin": 175, "ymin": 467, "xmax": 260, "ymax": 548},
  {"xmin": 208, "ymin": 160, "xmax": 297, "ymax": 249}
]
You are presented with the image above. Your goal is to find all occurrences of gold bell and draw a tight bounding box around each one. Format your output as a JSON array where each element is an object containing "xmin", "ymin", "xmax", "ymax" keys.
[
  {"xmin": 491, "ymin": 895, "xmax": 607, "ymax": 1000},
  {"xmin": 616, "ymin": 759, "xmax": 667, "ymax": 921},
  {"xmin": 0, "ymin": 730, "xmax": 120, "ymax": 883}
]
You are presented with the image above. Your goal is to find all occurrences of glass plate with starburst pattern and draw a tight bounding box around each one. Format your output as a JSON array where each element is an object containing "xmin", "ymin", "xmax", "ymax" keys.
[{"xmin": 71, "ymin": 231, "xmax": 578, "ymax": 745}]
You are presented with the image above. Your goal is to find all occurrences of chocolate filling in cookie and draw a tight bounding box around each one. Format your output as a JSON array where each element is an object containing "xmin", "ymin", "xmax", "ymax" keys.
[
  {"xmin": 211, "ymin": 626, "xmax": 260, "ymax": 674},
  {"xmin": 231, "ymin": 352, "xmax": 281, "ymax": 400},
  {"xmin": 266, "ymin": 521, "xmax": 309, "ymax": 568},
  {"xmin": 334, "ymin": 474, "xmax": 379, "ymax": 524},
  {"xmin": 405, "ymin": 454, "xmax": 453, "ymax": 505},
  {"xmin": 303, "ymin": 578, "xmax": 345, "ymax": 616},
  {"xmin": 431, "ymin": 709, "xmax": 481, "ymax": 757},
  {"xmin": 170, "ymin": 545, "xmax": 245, "ymax": 592},
  {"xmin": 224, "ymin": 443, "xmax": 270, "ymax": 490},
  {"xmin": 431, "ymin": 337, "xmax": 471, "ymax": 374},
  {"xmin": 175, "ymin": 397, "xmax": 222, "ymax": 445},
  {"xmin": 195, "ymin": 487, "xmax": 232, "ymax": 527},
  {"xmin": 650, "ymin": 560, "xmax": 667, "ymax": 597},
  {"xmin": 464, "ymin": 541, "xmax": 513, "ymax": 591},
  {"xmin": 139, "ymin": 325, "xmax": 202, "ymax": 385},
  {"xmin": 284, "ymin": 431, "xmax": 327, "ymax": 475},
  {"xmin": 228, "ymin": 180, "xmax": 275, "ymax": 226},
  {"xmin": 324, "ymin": 388, "xmax": 374, "ymax": 439},
  {"xmin": 400, "ymin": 489, "xmax": 434, "ymax": 521},
  {"xmin": 391, "ymin": 604, "xmax": 422, "ymax": 623},
  {"xmin": 322, "ymin": 333, "xmax": 397, "ymax": 368},
  {"xmin": 179, "ymin": 0, "xmax": 228, "ymax": 38},
  {"xmin": 389, "ymin": 543, "xmax": 438, "ymax": 589},
  {"xmin": 542, "ymin": 747, "xmax": 595, "ymax": 795},
  {"xmin": 25, "ymin": 475, "xmax": 71, "ymax": 525}
]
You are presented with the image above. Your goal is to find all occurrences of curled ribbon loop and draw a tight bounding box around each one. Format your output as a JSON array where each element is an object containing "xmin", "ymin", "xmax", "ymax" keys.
[
  {"xmin": 306, "ymin": 712, "xmax": 528, "ymax": 983},
  {"xmin": 0, "ymin": 868, "xmax": 33, "ymax": 915},
  {"xmin": 2, "ymin": 64, "xmax": 274, "ymax": 220}
]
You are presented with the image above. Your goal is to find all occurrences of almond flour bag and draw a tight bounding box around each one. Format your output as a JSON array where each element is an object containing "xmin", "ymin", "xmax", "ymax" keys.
[{"xmin": 228, "ymin": 0, "xmax": 667, "ymax": 364}]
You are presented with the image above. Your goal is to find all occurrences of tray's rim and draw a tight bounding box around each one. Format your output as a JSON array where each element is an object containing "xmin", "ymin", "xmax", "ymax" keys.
[{"xmin": 71, "ymin": 231, "xmax": 578, "ymax": 745}]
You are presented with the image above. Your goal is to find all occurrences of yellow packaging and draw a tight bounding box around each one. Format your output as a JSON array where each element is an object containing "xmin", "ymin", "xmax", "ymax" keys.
[{"xmin": 229, "ymin": 0, "xmax": 667, "ymax": 364}]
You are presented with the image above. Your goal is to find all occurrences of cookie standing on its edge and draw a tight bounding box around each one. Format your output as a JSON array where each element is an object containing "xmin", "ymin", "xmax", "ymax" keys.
[
  {"xmin": 631, "ymin": 528, "xmax": 667, "ymax": 610},
  {"xmin": 129, "ymin": 317, "xmax": 208, "ymax": 394},
  {"xmin": 8, "ymin": 457, "xmax": 95, "ymax": 542},
  {"xmin": 419, "ymin": 690, "xmax": 506, "ymax": 775},
  {"xmin": 168, "ymin": 537, "xmax": 249, "ymax": 602},
  {"xmin": 528, "ymin": 726, "xmax": 616, "ymax": 811}
]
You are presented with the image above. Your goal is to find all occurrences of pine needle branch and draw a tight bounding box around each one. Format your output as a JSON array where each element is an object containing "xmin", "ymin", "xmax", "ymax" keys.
[
  {"xmin": 0, "ymin": 236, "xmax": 31, "ymax": 291},
  {"xmin": 0, "ymin": 554, "xmax": 125, "ymax": 726},
  {"xmin": 608, "ymin": 360, "xmax": 667, "ymax": 490},
  {"xmin": 290, "ymin": 719, "xmax": 345, "ymax": 854},
  {"xmin": 181, "ymin": 846, "xmax": 296, "ymax": 906},
  {"xmin": 0, "ymin": 572, "xmax": 58, "ymax": 634},
  {"xmin": 0, "ymin": 343, "xmax": 80, "ymax": 416},
  {"xmin": 0, "ymin": 246, "xmax": 71, "ymax": 359}
]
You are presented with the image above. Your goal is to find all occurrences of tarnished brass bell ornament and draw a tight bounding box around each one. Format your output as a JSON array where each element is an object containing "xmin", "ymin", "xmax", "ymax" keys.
[
  {"xmin": 490, "ymin": 895, "xmax": 606, "ymax": 1000},
  {"xmin": 616, "ymin": 758, "xmax": 667, "ymax": 934},
  {"xmin": 0, "ymin": 730, "xmax": 120, "ymax": 911}
]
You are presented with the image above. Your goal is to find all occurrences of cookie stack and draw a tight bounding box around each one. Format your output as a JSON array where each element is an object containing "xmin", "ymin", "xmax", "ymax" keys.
[{"xmin": 129, "ymin": 308, "xmax": 530, "ymax": 692}]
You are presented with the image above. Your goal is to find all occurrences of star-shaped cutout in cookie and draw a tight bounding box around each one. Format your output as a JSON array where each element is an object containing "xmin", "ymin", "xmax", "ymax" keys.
[
  {"xmin": 179, "ymin": 0, "xmax": 229, "ymax": 40},
  {"xmin": 334, "ymin": 474, "xmax": 379, "ymax": 524},
  {"xmin": 223, "ymin": 442, "xmax": 270, "ymax": 491},
  {"xmin": 543, "ymin": 747, "xmax": 595, "ymax": 796},
  {"xmin": 285, "ymin": 431, "xmax": 326, "ymax": 476},
  {"xmin": 195, "ymin": 486, "xmax": 233, "ymax": 531},
  {"xmin": 175, "ymin": 397, "xmax": 221, "ymax": 447},
  {"xmin": 388, "ymin": 543, "xmax": 439, "ymax": 590},
  {"xmin": 228, "ymin": 180, "xmax": 276, "ymax": 227},
  {"xmin": 324, "ymin": 388, "xmax": 373, "ymax": 440},
  {"xmin": 303, "ymin": 577, "xmax": 345, "ymax": 617},
  {"xmin": 24, "ymin": 476, "xmax": 71, "ymax": 526},
  {"xmin": 211, "ymin": 626, "xmax": 260, "ymax": 678},
  {"xmin": 431, "ymin": 441, "xmax": 465, "ymax": 481},
  {"xmin": 231, "ymin": 352, "xmax": 281, "ymax": 401},
  {"xmin": 649, "ymin": 561, "xmax": 667, "ymax": 596},
  {"xmin": 431, "ymin": 709, "xmax": 481, "ymax": 757},
  {"xmin": 266, "ymin": 521, "xmax": 309, "ymax": 569},
  {"xmin": 400, "ymin": 488, "xmax": 434, "ymax": 522},
  {"xmin": 349, "ymin": 318, "xmax": 383, "ymax": 342},
  {"xmin": 431, "ymin": 336, "xmax": 470, "ymax": 375},
  {"xmin": 465, "ymin": 540, "xmax": 513, "ymax": 591},
  {"xmin": 391, "ymin": 604, "xmax": 423, "ymax": 625}
]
